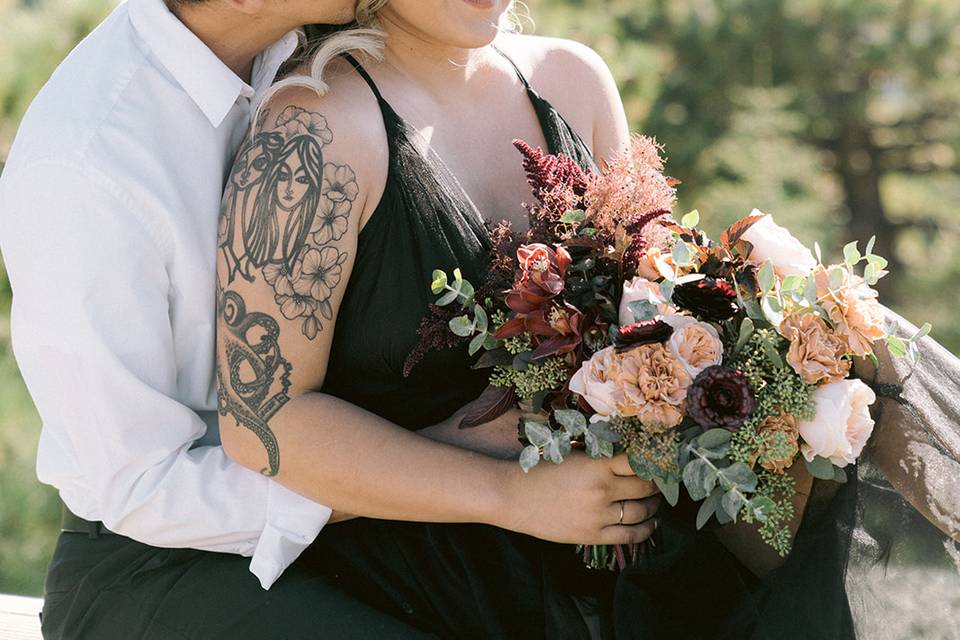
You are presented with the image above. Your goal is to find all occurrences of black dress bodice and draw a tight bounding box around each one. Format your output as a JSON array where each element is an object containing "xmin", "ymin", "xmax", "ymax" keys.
[{"xmin": 319, "ymin": 50, "xmax": 596, "ymax": 429}]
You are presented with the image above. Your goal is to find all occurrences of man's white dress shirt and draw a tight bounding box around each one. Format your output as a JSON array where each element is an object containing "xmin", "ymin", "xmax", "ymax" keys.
[{"xmin": 0, "ymin": 0, "xmax": 331, "ymax": 589}]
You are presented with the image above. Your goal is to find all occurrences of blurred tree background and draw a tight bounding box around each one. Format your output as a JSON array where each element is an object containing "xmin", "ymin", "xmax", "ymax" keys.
[{"xmin": 1, "ymin": 0, "xmax": 958, "ymax": 596}]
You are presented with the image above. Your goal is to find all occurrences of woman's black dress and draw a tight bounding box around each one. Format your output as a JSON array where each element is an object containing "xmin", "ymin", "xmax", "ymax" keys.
[{"xmin": 302, "ymin": 52, "xmax": 862, "ymax": 640}]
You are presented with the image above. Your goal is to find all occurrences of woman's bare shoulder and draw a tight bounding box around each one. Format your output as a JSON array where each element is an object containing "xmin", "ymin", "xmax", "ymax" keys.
[{"xmin": 494, "ymin": 33, "xmax": 630, "ymax": 161}]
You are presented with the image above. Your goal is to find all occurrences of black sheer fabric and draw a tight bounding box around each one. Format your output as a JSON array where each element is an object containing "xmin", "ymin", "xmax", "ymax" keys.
[{"xmin": 307, "ymin": 49, "xmax": 959, "ymax": 639}]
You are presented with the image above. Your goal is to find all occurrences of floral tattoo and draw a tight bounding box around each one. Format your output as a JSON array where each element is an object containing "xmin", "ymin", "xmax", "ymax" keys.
[{"xmin": 218, "ymin": 105, "xmax": 357, "ymax": 340}]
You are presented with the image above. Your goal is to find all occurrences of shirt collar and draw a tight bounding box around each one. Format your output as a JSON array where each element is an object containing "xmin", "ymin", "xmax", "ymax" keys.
[{"xmin": 128, "ymin": 0, "xmax": 300, "ymax": 128}]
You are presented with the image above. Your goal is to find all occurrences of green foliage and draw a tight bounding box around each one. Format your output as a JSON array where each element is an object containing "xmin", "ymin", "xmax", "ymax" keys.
[{"xmin": 489, "ymin": 353, "xmax": 568, "ymax": 401}]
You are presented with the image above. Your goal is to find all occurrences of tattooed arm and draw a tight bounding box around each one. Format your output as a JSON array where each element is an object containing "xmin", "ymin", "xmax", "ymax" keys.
[{"xmin": 215, "ymin": 87, "xmax": 659, "ymax": 544}]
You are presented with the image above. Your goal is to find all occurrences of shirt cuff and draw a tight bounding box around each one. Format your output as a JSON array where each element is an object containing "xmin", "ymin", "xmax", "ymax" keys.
[{"xmin": 248, "ymin": 480, "xmax": 332, "ymax": 589}]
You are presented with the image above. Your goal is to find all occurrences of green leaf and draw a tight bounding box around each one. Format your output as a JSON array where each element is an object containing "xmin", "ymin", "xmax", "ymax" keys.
[
  {"xmin": 736, "ymin": 318, "xmax": 755, "ymax": 353},
  {"xmin": 473, "ymin": 305, "xmax": 488, "ymax": 333},
  {"xmin": 865, "ymin": 254, "xmax": 888, "ymax": 270},
  {"xmin": 865, "ymin": 235, "xmax": 876, "ymax": 256},
  {"xmin": 758, "ymin": 260, "xmax": 776, "ymax": 294},
  {"xmin": 467, "ymin": 332, "xmax": 486, "ymax": 356},
  {"xmin": 718, "ymin": 462, "xmax": 757, "ymax": 492},
  {"xmin": 659, "ymin": 279, "xmax": 675, "ymax": 301},
  {"xmin": 780, "ymin": 275, "xmax": 806, "ymax": 292},
  {"xmin": 698, "ymin": 428, "xmax": 732, "ymax": 450},
  {"xmin": 430, "ymin": 269, "xmax": 448, "ymax": 294},
  {"xmin": 653, "ymin": 475, "xmax": 680, "ymax": 506},
  {"xmin": 543, "ymin": 433, "xmax": 571, "ymax": 464},
  {"xmin": 436, "ymin": 288, "xmax": 460, "ymax": 306},
  {"xmin": 886, "ymin": 335, "xmax": 908, "ymax": 358},
  {"xmin": 681, "ymin": 209, "xmax": 700, "ymax": 228},
  {"xmin": 843, "ymin": 241, "xmax": 861, "ymax": 267},
  {"xmin": 804, "ymin": 278, "xmax": 819, "ymax": 306},
  {"xmin": 554, "ymin": 409, "xmax": 587, "ymax": 437},
  {"xmin": 721, "ymin": 488, "xmax": 743, "ymax": 521},
  {"xmin": 828, "ymin": 266, "xmax": 845, "ymax": 291},
  {"xmin": 560, "ymin": 209, "xmax": 586, "ymax": 224},
  {"xmin": 833, "ymin": 465, "xmax": 848, "ymax": 484},
  {"xmin": 458, "ymin": 280, "xmax": 475, "ymax": 304},
  {"xmin": 696, "ymin": 490, "xmax": 721, "ymax": 529},
  {"xmin": 519, "ymin": 445, "xmax": 541, "ymax": 473},
  {"xmin": 910, "ymin": 323, "xmax": 932, "ymax": 343},
  {"xmin": 587, "ymin": 421, "xmax": 622, "ymax": 443},
  {"xmin": 483, "ymin": 334, "xmax": 499, "ymax": 350},
  {"xmin": 683, "ymin": 458, "xmax": 714, "ymax": 501},
  {"xmin": 628, "ymin": 300, "xmax": 659, "ymax": 323},
  {"xmin": 524, "ymin": 421, "xmax": 552, "ymax": 447},
  {"xmin": 761, "ymin": 334, "xmax": 785, "ymax": 368},
  {"xmin": 453, "ymin": 268, "xmax": 463, "ymax": 283},
  {"xmin": 448, "ymin": 315, "xmax": 474, "ymax": 337},
  {"xmin": 804, "ymin": 455, "xmax": 836, "ymax": 480},
  {"xmin": 673, "ymin": 238, "xmax": 691, "ymax": 265},
  {"xmin": 747, "ymin": 495, "xmax": 776, "ymax": 521},
  {"xmin": 761, "ymin": 295, "xmax": 784, "ymax": 328}
]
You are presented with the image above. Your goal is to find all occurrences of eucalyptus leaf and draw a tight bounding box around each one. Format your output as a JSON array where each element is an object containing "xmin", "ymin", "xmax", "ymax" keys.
[
  {"xmin": 843, "ymin": 241, "xmax": 861, "ymax": 267},
  {"xmin": 628, "ymin": 300, "xmax": 659, "ymax": 323},
  {"xmin": 761, "ymin": 335, "xmax": 785, "ymax": 368},
  {"xmin": 519, "ymin": 445, "xmax": 541, "ymax": 473},
  {"xmin": 804, "ymin": 278, "xmax": 819, "ymax": 306},
  {"xmin": 886, "ymin": 335, "xmax": 908, "ymax": 358},
  {"xmin": 910, "ymin": 323, "xmax": 932, "ymax": 343},
  {"xmin": 468, "ymin": 332, "xmax": 486, "ymax": 355},
  {"xmin": 698, "ymin": 428, "xmax": 733, "ymax": 450},
  {"xmin": 682, "ymin": 458, "xmax": 712, "ymax": 501},
  {"xmin": 430, "ymin": 269, "xmax": 447, "ymax": 294},
  {"xmin": 458, "ymin": 280, "xmax": 475, "ymax": 304},
  {"xmin": 696, "ymin": 490, "xmax": 720, "ymax": 529},
  {"xmin": 758, "ymin": 260, "xmax": 776, "ymax": 294},
  {"xmin": 736, "ymin": 317, "xmax": 755, "ymax": 352},
  {"xmin": 804, "ymin": 455, "xmax": 836, "ymax": 480},
  {"xmin": 448, "ymin": 315, "xmax": 474, "ymax": 337},
  {"xmin": 588, "ymin": 421, "xmax": 622, "ymax": 443},
  {"xmin": 560, "ymin": 209, "xmax": 586, "ymax": 224},
  {"xmin": 833, "ymin": 465, "xmax": 848, "ymax": 484},
  {"xmin": 828, "ymin": 266, "xmax": 845, "ymax": 291},
  {"xmin": 748, "ymin": 495, "xmax": 776, "ymax": 521},
  {"xmin": 781, "ymin": 275, "xmax": 805, "ymax": 293},
  {"xmin": 681, "ymin": 209, "xmax": 700, "ymax": 228},
  {"xmin": 436, "ymin": 288, "xmax": 460, "ymax": 306},
  {"xmin": 453, "ymin": 268, "xmax": 463, "ymax": 283},
  {"xmin": 673, "ymin": 238, "xmax": 691, "ymax": 265},
  {"xmin": 865, "ymin": 235, "xmax": 876, "ymax": 256},
  {"xmin": 761, "ymin": 295, "xmax": 784, "ymax": 328},
  {"xmin": 524, "ymin": 421, "xmax": 552, "ymax": 447},
  {"xmin": 721, "ymin": 488, "xmax": 743, "ymax": 521},
  {"xmin": 659, "ymin": 279, "xmax": 675, "ymax": 301},
  {"xmin": 653, "ymin": 475, "xmax": 680, "ymax": 506},
  {"xmin": 473, "ymin": 305, "xmax": 488, "ymax": 333},
  {"xmin": 483, "ymin": 334, "xmax": 499, "ymax": 350},
  {"xmin": 554, "ymin": 409, "xmax": 587, "ymax": 437},
  {"xmin": 718, "ymin": 462, "xmax": 757, "ymax": 492}
]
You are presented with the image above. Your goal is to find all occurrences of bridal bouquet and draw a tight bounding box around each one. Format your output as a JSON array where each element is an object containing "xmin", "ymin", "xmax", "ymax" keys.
[{"xmin": 410, "ymin": 136, "xmax": 928, "ymax": 568}]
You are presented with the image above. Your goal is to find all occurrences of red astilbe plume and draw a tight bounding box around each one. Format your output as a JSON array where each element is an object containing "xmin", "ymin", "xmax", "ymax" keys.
[
  {"xmin": 514, "ymin": 139, "xmax": 591, "ymax": 205},
  {"xmin": 585, "ymin": 135, "xmax": 678, "ymax": 238},
  {"xmin": 622, "ymin": 208, "xmax": 674, "ymax": 277}
]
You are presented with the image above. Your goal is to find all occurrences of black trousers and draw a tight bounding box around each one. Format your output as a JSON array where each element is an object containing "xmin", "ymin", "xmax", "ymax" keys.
[{"xmin": 39, "ymin": 519, "xmax": 593, "ymax": 640}]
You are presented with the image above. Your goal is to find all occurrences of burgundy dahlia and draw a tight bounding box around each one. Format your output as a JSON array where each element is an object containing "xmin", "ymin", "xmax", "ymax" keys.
[
  {"xmin": 613, "ymin": 320, "xmax": 673, "ymax": 353},
  {"xmin": 686, "ymin": 366, "xmax": 756, "ymax": 431},
  {"xmin": 671, "ymin": 276, "xmax": 739, "ymax": 322}
]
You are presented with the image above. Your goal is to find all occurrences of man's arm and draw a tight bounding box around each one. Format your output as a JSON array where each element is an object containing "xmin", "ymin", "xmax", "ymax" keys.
[{"xmin": 0, "ymin": 160, "xmax": 331, "ymax": 588}]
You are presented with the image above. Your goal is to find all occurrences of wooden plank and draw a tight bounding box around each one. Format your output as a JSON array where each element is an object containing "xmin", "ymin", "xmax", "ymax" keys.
[{"xmin": 0, "ymin": 593, "xmax": 43, "ymax": 640}]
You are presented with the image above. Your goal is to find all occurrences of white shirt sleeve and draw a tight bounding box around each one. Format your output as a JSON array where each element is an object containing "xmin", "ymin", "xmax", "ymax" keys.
[{"xmin": 0, "ymin": 160, "xmax": 331, "ymax": 589}]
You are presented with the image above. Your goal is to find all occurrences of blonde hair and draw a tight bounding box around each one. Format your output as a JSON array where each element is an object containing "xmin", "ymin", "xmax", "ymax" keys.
[{"xmin": 256, "ymin": 0, "xmax": 528, "ymax": 123}]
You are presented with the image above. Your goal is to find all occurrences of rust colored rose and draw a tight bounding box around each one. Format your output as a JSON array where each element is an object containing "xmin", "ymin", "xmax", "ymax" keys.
[{"xmin": 780, "ymin": 312, "xmax": 851, "ymax": 385}]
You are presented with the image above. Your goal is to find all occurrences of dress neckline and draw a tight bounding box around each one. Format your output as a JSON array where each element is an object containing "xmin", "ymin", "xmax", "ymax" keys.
[{"xmin": 341, "ymin": 49, "xmax": 592, "ymax": 236}]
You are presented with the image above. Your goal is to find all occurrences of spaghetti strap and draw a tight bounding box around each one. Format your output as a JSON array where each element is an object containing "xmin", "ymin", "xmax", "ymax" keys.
[
  {"xmin": 489, "ymin": 44, "xmax": 533, "ymax": 91},
  {"xmin": 341, "ymin": 52, "xmax": 387, "ymax": 104}
]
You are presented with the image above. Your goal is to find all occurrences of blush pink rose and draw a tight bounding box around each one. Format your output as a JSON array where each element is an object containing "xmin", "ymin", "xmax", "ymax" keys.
[
  {"xmin": 799, "ymin": 379, "xmax": 876, "ymax": 467},
  {"xmin": 663, "ymin": 314, "xmax": 724, "ymax": 378},
  {"xmin": 569, "ymin": 346, "xmax": 620, "ymax": 418},
  {"xmin": 618, "ymin": 276, "xmax": 671, "ymax": 326},
  {"xmin": 740, "ymin": 211, "xmax": 817, "ymax": 278}
]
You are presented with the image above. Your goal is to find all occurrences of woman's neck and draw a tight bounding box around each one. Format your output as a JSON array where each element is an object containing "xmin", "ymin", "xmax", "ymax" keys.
[{"xmin": 378, "ymin": 13, "xmax": 497, "ymax": 98}]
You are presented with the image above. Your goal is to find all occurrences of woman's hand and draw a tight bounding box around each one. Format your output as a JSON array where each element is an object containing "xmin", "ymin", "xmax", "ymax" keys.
[{"xmin": 498, "ymin": 452, "xmax": 662, "ymax": 545}]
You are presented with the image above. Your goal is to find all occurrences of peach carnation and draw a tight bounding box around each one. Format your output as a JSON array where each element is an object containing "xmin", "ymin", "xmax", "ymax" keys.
[
  {"xmin": 780, "ymin": 312, "xmax": 851, "ymax": 385},
  {"xmin": 812, "ymin": 266, "xmax": 885, "ymax": 357},
  {"xmin": 613, "ymin": 343, "xmax": 691, "ymax": 431}
]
